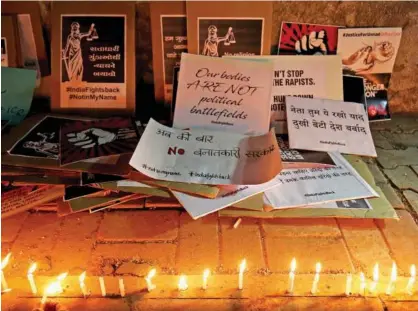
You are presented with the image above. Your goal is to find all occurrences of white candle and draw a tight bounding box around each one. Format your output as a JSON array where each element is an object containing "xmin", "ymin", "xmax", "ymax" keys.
[
  {"xmin": 386, "ymin": 262, "xmax": 397, "ymax": 296},
  {"xmin": 288, "ymin": 258, "xmax": 296, "ymax": 294},
  {"xmin": 406, "ymin": 264, "xmax": 416, "ymax": 295},
  {"xmin": 370, "ymin": 263, "xmax": 379, "ymax": 293},
  {"xmin": 119, "ymin": 278, "xmax": 125, "ymax": 297},
  {"xmin": 1, "ymin": 253, "xmax": 11, "ymax": 292},
  {"xmin": 359, "ymin": 272, "xmax": 366, "ymax": 295},
  {"xmin": 79, "ymin": 271, "xmax": 87, "ymax": 297},
  {"xmin": 202, "ymin": 269, "xmax": 210, "ymax": 290},
  {"xmin": 99, "ymin": 277, "xmax": 106, "ymax": 297},
  {"xmin": 238, "ymin": 259, "xmax": 246, "ymax": 290},
  {"xmin": 345, "ymin": 274, "xmax": 352, "ymax": 296},
  {"xmin": 178, "ymin": 275, "xmax": 188, "ymax": 291},
  {"xmin": 27, "ymin": 263, "xmax": 37, "ymax": 295},
  {"xmin": 310, "ymin": 262, "xmax": 321, "ymax": 294},
  {"xmin": 145, "ymin": 268, "xmax": 156, "ymax": 292}
]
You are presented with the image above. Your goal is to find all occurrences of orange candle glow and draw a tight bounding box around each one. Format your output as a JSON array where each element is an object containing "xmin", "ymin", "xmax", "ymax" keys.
[
  {"xmin": 79, "ymin": 271, "xmax": 87, "ymax": 297},
  {"xmin": 238, "ymin": 259, "xmax": 246, "ymax": 290},
  {"xmin": 386, "ymin": 262, "xmax": 397, "ymax": 296},
  {"xmin": 178, "ymin": 275, "xmax": 188, "ymax": 291},
  {"xmin": 288, "ymin": 258, "xmax": 296, "ymax": 294},
  {"xmin": 202, "ymin": 269, "xmax": 210, "ymax": 290},
  {"xmin": 370, "ymin": 263, "xmax": 379, "ymax": 293},
  {"xmin": 99, "ymin": 277, "xmax": 106, "ymax": 297},
  {"xmin": 145, "ymin": 268, "xmax": 156, "ymax": 292},
  {"xmin": 1, "ymin": 253, "xmax": 11, "ymax": 292},
  {"xmin": 310, "ymin": 262, "xmax": 321, "ymax": 294},
  {"xmin": 345, "ymin": 273, "xmax": 352, "ymax": 296},
  {"xmin": 406, "ymin": 264, "xmax": 416, "ymax": 295},
  {"xmin": 359, "ymin": 272, "xmax": 366, "ymax": 295},
  {"xmin": 41, "ymin": 272, "xmax": 68, "ymax": 304}
]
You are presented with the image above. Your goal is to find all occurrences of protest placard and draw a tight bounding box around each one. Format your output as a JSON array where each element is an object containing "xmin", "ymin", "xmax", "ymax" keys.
[
  {"xmin": 129, "ymin": 118, "xmax": 282, "ymax": 185},
  {"xmin": 224, "ymin": 55, "xmax": 343, "ymax": 133},
  {"xmin": 286, "ymin": 97, "xmax": 377, "ymax": 157},
  {"xmin": 264, "ymin": 152, "xmax": 378, "ymax": 209},
  {"xmin": 173, "ymin": 53, "xmax": 273, "ymax": 135}
]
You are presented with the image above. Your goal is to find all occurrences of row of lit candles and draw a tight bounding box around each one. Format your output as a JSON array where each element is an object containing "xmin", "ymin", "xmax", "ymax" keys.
[{"xmin": 1, "ymin": 254, "xmax": 416, "ymax": 302}]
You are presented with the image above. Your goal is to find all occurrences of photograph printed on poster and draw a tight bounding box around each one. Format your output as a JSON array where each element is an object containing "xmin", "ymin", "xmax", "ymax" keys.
[
  {"xmin": 8, "ymin": 116, "xmax": 78, "ymax": 160},
  {"xmin": 361, "ymin": 73, "xmax": 392, "ymax": 121},
  {"xmin": 1, "ymin": 38, "xmax": 8, "ymax": 66},
  {"xmin": 60, "ymin": 118, "xmax": 138, "ymax": 165},
  {"xmin": 278, "ymin": 22, "xmax": 340, "ymax": 55},
  {"xmin": 198, "ymin": 18, "xmax": 263, "ymax": 57},
  {"xmin": 60, "ymin": 15, "xmax": 126, "ymax": 107}
]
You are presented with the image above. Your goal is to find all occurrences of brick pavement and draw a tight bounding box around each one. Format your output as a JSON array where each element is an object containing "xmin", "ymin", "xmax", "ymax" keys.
[{"xmin": 2, "ymin": 115, "xmax": 418, "ymax": 310}]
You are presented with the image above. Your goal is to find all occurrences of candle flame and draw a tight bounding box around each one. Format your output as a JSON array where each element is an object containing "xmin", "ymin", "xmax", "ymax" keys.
[
  {"xmin": 178, "ymin": 275, "xmax": 188, "ymax": 291},
  {"xmin": 203, "ymin": 268, "xmax": 210, "ymax": 279},
  {"xmin": 57, "ymin": 272, "xmax": 68, "ymax": 281},
  {"xmin": 79, "ymin": 271, "xmax": 86, "ymax": 283},
  {"xmin": 315, "ymin": 262, "xmax": 321, "ymax": 274},
  {"xmin": 147, "ymin": 268, "xmax": 156, "ymax": 280},
  {"xmin": 1, "ymin": 253, "xmax": 11, "ymax": 269},
  {"xmin": 390, "ymin": 262, "xmax": 397, "ymax": 282},
  {"xmin": 28, "ymin": 263, "xmax": 37, "ymax": 275},
  {"xmin": 411, "ymin": 264, "xmax": 416, "ymax": 278},
  {"xmin": 360, "ymin": 272, "xmax": 365, "ymax": 283},
  {"xmin": 290, "ymin": 258, "xmax": 296, "ymax": 272},
  {"xmin": 239, "ymin": 259, "xmax": 246, "ymax": 273},
  {"xmin": 373, "ymin": 263, "xmax": 379, "ymax": 282}
]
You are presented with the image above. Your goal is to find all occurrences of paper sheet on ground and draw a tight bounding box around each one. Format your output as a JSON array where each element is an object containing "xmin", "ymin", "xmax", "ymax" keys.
[
  {"xmin": 224, "ymin": 55, "xmax": 343, "ymax": 133},
  {"xmin": 286, "ymin": 97, "xmax": 376, "ymax": 157},
  {"xmin": 1, "ymin": 67, "xmax": 37, "ymax": 125},
  {"xmin": 172, "ymin": 176, "xmax": 282, "ymax": 220},
  {"xmin": 173, "ymin": 53, "xmax": 273, "ymax": 135},
  {"xmin": 264, "ymin": 152, "xmax": 378, "ymax": 209},
  {"xmin": 129, "ymin": 119, "xmax": 282, "ymax": 185}
]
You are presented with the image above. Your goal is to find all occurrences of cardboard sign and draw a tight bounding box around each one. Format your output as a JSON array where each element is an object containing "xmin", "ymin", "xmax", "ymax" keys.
[
  {"xmin": 286, "ymin": 97, "xmax": 376, "ymax": 157},
  {"xmin": 150, "ymin": 1, "xmax": 187, "ymax": 106},
  {"xmin": 225, "ymin": 55, "xmax": 343, "ymax": 133},
  {"xmin": 186, "ymin": 1, "xmax": 272, "ymax": 56},
  {"xmin": 278, "ymin": 22, "xmax": 341, "ymax": 55},
  {"xmin": 337, "ymin": 27, "xmax": 402, "ymax": 121},
  {"xmin": 51, "ymin": 2, "xmax": 135, "ymax": 114},
  {"xmin": 173, "ymin": 53, "xmax": 273, "ymax": 135},
  {"xmin": 1, "ymin": 67, "xmax": 36, "ymax": 125},
  {"xmin": 129, "ymin": 119, "xmax": 282, "ymax": 185}
]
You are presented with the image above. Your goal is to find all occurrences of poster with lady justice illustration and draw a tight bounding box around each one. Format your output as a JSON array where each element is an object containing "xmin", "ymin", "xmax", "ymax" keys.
[{"xmin": 60, "ymin": 15, "xmax": 126, "ymax": 109}]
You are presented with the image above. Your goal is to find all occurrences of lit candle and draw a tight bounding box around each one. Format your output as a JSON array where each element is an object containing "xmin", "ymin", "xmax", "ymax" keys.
[
  {"xmin": 41, "ymin": 272, "xmax": 68, "ymax": 304},
  {"xmin": 386, "ymin": 262, "xmax": 397, "ymax": 296},
  {"xmin": 27, "ymin": 263, "xmax": 37, "ymax": 295},
  {"xmin": 178, "ymin": 275, "xmax": 188, "ymax": 291},
  {"xmin": 370, "ymin": 263, "xmax": 379, "ymax": 293},
  {"xmin": 345, "ymin": 273, "xmax": 352, "ymax": 296},
  {"xmin": 79, "ymin": 271, "xmax": 87, "ymax": 297},
  {"xmin": 359, "ymin": 272, "xmax": 366, "ymax": 295},
  {"xmin": 310, "ymin": 262, "xmax": 321, "ymax": 294},
  {"xmin": 1, "ymin": 253, "xmax": 11, "ymax": 292},
  {"xmin": 238, "ymin": 259, "xmax": 246, "ymax": 290},
  {"xmin": 145, "ymin": 268, "xmax": 156, "ymax": 292},
  {"xmin": 202, "ymin": 269, "xmax": 210, "ymax": 290},
  {"xmin": 406, "ymin": 264, "xmax": 416, "ymax": 295},
  {"xmin": 99, "ymin": 277, "xmax": 106, "ymax": 297},
  {"xmin": 119, "ymin": 278, "xmax": 125, "ymax": 297},
  {"xmin": 288, "ymin": 258, "xmax": 296, "ymax": 294}
]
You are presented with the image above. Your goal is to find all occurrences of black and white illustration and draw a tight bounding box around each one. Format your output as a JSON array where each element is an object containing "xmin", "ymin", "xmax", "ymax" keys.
[
  {"xmin": 198, "ymin": 18, "xmax": 263, "ymax": 57},
  {"xmin": 61, "ymin": 15, "xmax": 125, "ymax": 83},
  {"xmin": 8, "ymin": 117, "xmax": 73, "ymax": 159},
  {"xmin": 1, "ymin": 37, "xmax": 8, "ymax": 67}
]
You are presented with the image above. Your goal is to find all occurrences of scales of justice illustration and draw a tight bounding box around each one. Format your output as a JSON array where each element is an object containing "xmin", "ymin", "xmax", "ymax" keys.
[
  {"xmin": 202, "ymin": 25, "xmax": 236, "ymax": 57},
  {"xmin": 62, "ymin": 22, "xmax": 99, "ymax": 81}
]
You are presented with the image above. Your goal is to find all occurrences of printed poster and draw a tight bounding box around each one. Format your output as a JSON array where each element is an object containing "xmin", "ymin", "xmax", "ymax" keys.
[
  {"xmin": 337, "ymin": 27, "xmax": 402, "ymax": 121},
  {"xmin": 1, "ymin": 37, "xmax": 8, "ymax": 66},
  {"xmin": 129, "ymin": 119, "xmax": 282, "ymax": 185},
  {"xmin": 60, "ymin": 15, "xmax": 126, "ymax": 109},
  {"xmin": 278, "ymin": 22, "xmax": 341, "ymax": 55},
  {"xmin": 286, "ymin": 97, "xmax": 376, "ymax": 157},
  {"xmin": 225, "ymin": 55, "xmax": 343, "ymax": 133},
  {"xmin": 161, "ymin": 15, "xmax": 187, "ymax": 105},
  {"xmin": 173, "ymin": 53, "xmax": 273, "ymax": 135},
  {"xmin": 343, "ymin": 75, "xmax": 367, "ymax": 109},
  {"xmin": 198, "ymin": 18, "xmax": 263, "ymax": 57}
]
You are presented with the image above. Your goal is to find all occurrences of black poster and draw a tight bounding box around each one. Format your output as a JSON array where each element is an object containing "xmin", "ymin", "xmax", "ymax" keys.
[
  {"xmin": 343, "ymin": 75, "xmax": 366, "ymax": 109},
  {"xmin": 1, "ymin": 37, "xmax": 8, "ymax": 66},
  {"xmin": 171, "ymin": 66, "xmax": 180, "ymax": 118},
  {"xmin": 198, "ymin": 18, "xmax": 263, "ymax": 57},
  {"xmin": 161, "ymin": 16, "xmax": 187, "ymax": 86}
]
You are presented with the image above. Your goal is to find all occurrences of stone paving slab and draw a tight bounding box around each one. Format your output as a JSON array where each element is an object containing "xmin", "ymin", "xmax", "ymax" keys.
[
  {"xmin": 403, "ymin": 190, "xmax": 418, "ymax": 214},
  {"xmin": 384, "ymin": 166, "xmax": 418, "ymax": 192},
  {"xmin": 377, "ymin": 148, "xmax": 418, "ymax": 169}
]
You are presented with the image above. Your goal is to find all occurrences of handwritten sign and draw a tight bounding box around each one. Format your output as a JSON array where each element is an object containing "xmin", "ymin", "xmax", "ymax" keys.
[
  {"xmin": 1, "ymin": 67, "xmax": 36, "ymax": 125},
  {"xmin": 286, "ymin": 97, "xmax": 377, "ymax": 157},
  {"xmin": 173, "ymin": 53, "xmax": 273, "ymax": 135},
  {"xmin": 225, "ymin": 55, "xmax": 343, "ymax": 133},
  {"xmin": 129, "ymin": 118, "xmax": 282, "ymax": 185}
]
